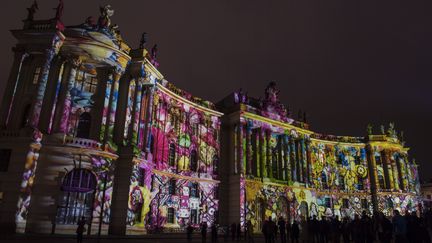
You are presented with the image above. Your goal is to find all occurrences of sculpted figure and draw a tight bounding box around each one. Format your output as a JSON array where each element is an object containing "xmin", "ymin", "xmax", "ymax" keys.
[
  {"xmin": 26, "ymin": 1, "xmax": 39, "ymax": 21},
  {"xmin": 98, "ymin": 5, "xmax": 114, "ymax": 28},
  {"xmin": 53, "ymin": 0, "xmax": 64, "ymax": 20}
]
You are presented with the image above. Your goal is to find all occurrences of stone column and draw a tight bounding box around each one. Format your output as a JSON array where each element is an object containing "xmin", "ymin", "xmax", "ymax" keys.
[
  {"xmin": 258, "ymin": 128, "xmax": 264, "ymax": 178},
  {"xmin": 277, "ymin": 136, "xmax": 283, "ymax": 180},
  {"xmin": 260, "ymin": 129, "xmax": 267, "ymax": 178},
  {"xmin": 46, "ymin": 58, "xmax": 66, "ymax": 133},
  {"xmin": 139, "ymin": 85, "xmax": 153, "ymax": 151},
  {"xmin": 390, "ymin": 153, "xmax": 400, "ymax": 190},
  {"xmin": 366, "ymin": 144, "xmax": 379, "ymax": 212},
  {"xmin": 296, "ymin": 139, "xmax": 303, "ymax": 182},
  {"xmin": 104, "ymin": 68, "xmax": 123, "ymax": 146},
  {"xmin": 53, "ymin": 57, "xmax": 81, "ymax": 133},
  {"xmin": 266, "ymin": 130, "xmax": 272, "ymax": 178},
  {"xmin": 397, "ymin": 155, "xmax": 407, "ymax": 191},
  {"xmin": 300, "ymin": 138, "xmax": 307, "ymax": 184},
  {"xmin": 128, "ymin": 81, "xmax": 143, "ymax": 145},
  {"xmin": 306, "ymin": 140, "xmax": 312, "ymax": 185},
  {"xmin": 246, "ymin": 123, "xmax": 252, "ymax": 175},
  {"xmin": 0, "ymin": 49, "xmax": 28, "ymax": 127},
  {"xmin": 381, "ymin": 151, "xmax": 391, "ymax": 189},
  {"xmin": 284, "ymin": 135, "xmax": 291, "ymax": 182},
  {"xmin": 238, "ymin": 122, "xmax": 245, "ymax": 174},
  {"xmin": 29, "ymin": 36, "xmax": 63, "ymax": 129},
  {"xmin": 289, "ymin": 136, "xmax": 296, "ymax": 181},
  {"xmin": 385, "ymin": 151, "xmax": 395, "ymax": 190},
  {"xmin": 108, "ymin": 148, "xmax": 135, "ymax": 235}
]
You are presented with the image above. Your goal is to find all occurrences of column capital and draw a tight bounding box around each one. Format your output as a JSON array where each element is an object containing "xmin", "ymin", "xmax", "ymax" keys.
[
  {"xmin": 109, "ymin": 65, "xmax": 125, "ymax": 77},
  {"xmin": 64, "ymin": 56, "xmax": 82, "ymax": 68}
]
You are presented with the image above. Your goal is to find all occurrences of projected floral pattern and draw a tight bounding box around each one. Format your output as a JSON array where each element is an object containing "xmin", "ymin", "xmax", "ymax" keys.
[{"xmin": 126, "ymin": 81, "xmax": 221, "ymax": 230}]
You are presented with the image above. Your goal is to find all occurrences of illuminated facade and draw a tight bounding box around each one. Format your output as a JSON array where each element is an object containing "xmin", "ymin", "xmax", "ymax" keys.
[
  {"xmin": 217, "ymin": 83, "xmax": 421, "ymax": 232},
  {"xmin": 0, "ymin": 3, "xmax": 420, "ymax": 236},
  {"xmin": 0, "ymin": 4, "xmax": 221, "ymax": 235}
]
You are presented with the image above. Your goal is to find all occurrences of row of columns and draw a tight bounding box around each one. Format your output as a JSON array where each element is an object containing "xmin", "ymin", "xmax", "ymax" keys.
[
  {"xmin": 236, "ymin": 122, "xmax": 312, "ymax": 185},
  {"xmin": 367, "ymin": 145, "xmax": 410, "ymax": 192},
  {"xmin": 380, "ymin": 150, "xmax": 408, "ymax": 191}
]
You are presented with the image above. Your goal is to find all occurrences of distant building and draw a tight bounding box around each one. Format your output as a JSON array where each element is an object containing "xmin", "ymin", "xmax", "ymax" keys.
[
  {"xmin": 421, "ymin": 182, "xmax": 432, "ymax": 210},
  {"xmin": 217, "ymin": 83, "xmax": 421, "ymax": 232},
  {"xmin": 0, "ymin": 3, "xmax": 421, "ymax": 236}
]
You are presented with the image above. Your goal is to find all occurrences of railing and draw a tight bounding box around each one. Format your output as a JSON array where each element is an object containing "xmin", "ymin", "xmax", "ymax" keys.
[
  {"xmin": 64, "ymin": 136, "xmax": 102, "ymax": 150},
  {"xmin": 0, "ymin": 130, "xmax": 21, "ymax": 138}
]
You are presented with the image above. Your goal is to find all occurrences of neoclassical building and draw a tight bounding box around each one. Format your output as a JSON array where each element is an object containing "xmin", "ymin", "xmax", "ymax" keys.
[
  {"xmin": 217, "ymin": 83, "xmax": 420, "ymax": 232},
  {"xmin": 0, "ymin": 4, "xmax": 221, "ymax": 235},
  {"xmin": 0, "ymin": 2, "xmax": 420, "ymax": 236}
]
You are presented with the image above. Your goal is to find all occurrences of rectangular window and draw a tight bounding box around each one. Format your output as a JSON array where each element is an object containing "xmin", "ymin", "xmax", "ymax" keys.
[
  {"xmin": 357, "ymin": 177, "xmax": 364, "ymax": 190},
  {"xmin": 168, "ymin": 179, "xmax": 176, "ymax": 195},
  {"xmin": 0, "ymin": 149, "xmax": 12, "ymax": 172},
  {"xmin": 84, "ymin": 77, "xmax": 98, "ymax": 93},
  {"xmin": 32, "ymin": 67, "xmax": 41, "ymax": 84},
  {"xmin": 361, "ymin": 199, "xmax": 368, "ymax": 209},
  {"xmin": 138, "ymin": 168, "xmax": 145, "ymax": 187},
  {"xmin": 167, "ymin": 208, "xmax": 175, "ymax": 224},
  {"xmin": 191, "ymin": 209, "xmax": 198, "ymax": 224},
  {"xmin": 343, "ymin": 199, "xmax": 349, "ymax": 208},
  {"xmin": 190, "ymin": 183, "xmax": 199, "ymax": 198},
  {"xmin": 325, "ymin": 198, "xmax": 331, "ymax": 208}
]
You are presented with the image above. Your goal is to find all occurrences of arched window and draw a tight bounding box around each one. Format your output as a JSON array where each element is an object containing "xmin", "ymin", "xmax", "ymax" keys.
[
  {"xmin": 76, "ymin": 112, "xmax": 91, "ymax": 138},
  {"xmin": 168, "ymin": 143, "xmax": 176, "ymax": 166},
  {"xmin": 56, "ymin": 168, "xmax": 96, "ymax": 224},
  {"xmin": 190, "ymin": 150, "xmax": 198, "ymax": 172}
]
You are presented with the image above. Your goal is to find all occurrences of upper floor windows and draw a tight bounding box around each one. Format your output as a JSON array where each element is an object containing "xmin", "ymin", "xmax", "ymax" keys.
[
  {"xmin": 190, "ymin": 150, "xmax": 198, "ymax": 172},
  {"xmin": 168, "ymin": 143, "xmax": 176, "ymax": 166},
  {"xmin": 75, "ymin": 70, "xmax": 98, "ymax": 93},
  {"xmin": 168, "ymin": 179, "xmax": 176, "ymax": 195},
  {"xmin": 76, "ymin": 112, "xmax": 91, "ymax": 139}
]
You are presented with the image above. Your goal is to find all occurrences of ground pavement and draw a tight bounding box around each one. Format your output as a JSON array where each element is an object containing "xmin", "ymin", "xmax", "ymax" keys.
[{"xmin": 0, "ymin": 234, "xmax": 266, "ymax": 243}]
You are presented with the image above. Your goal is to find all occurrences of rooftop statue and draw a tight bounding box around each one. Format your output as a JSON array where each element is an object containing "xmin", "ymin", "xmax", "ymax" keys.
[
  {"xmin": 234, "ymin": 88, "xmax": 248, "ymax": 104},
  {"xmin": 53, "ymin": 0, "xmax": 64, "ymax": 21},
  {"xmin": 367, "ymin": 124, "xmax": 373, "ymax": 135},
  {"xmin": 261, "ymin": 82, "xmax": 287, "ymax": 119},
  {"xmin": 387, "ymin": 122, "xmax": 396, "ymax": 138},
  {"xmin": 264, "ymin": 81, "xmax": 280, "ymax": 104},
  {"xmin": 26, "ymin": 1, "xmax": 39, "ymax": 21},
  {"xmin": 98, "ymin": 5, "xmax": 114, "ymax": 29},
  {"xmin": 380, "ymin": 125, "xmax": 385, "ymax": 135}
]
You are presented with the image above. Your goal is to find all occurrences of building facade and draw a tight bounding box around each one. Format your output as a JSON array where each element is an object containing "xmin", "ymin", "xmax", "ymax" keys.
[
  {"xmin": 217, "ymin": 83, "xmax": 421, "ymax": 232},
  {"xmin": 0, "ymin": 3, "xmax": 420, "ymax": 236},
  {"xmin": 0, "ymin": 4, "xmax": 221, "ymax": 235}
]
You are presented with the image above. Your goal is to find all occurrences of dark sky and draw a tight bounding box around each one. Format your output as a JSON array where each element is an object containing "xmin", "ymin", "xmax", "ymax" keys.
[{"xmin": 1, "ymin": 1, "xmax": 431, "ymax": 180}]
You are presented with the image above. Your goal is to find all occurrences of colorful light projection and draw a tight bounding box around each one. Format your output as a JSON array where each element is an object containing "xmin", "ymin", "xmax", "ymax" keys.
[
  {"xmin": 15, "ymin": 130, "xmax": 43, "ymax": 230},
  {"xmin": 126, "ymin": 81, "xmax": 221, "ymax": 230},
  {"xmin": 230, "ymin": 83, "xmax": 420, "ymax": 231}
]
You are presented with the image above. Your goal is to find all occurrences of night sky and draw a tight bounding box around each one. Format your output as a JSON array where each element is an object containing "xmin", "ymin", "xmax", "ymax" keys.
[{"xmin": 1, "ymin": 1, "xmax": 431, "ymax": 180}]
